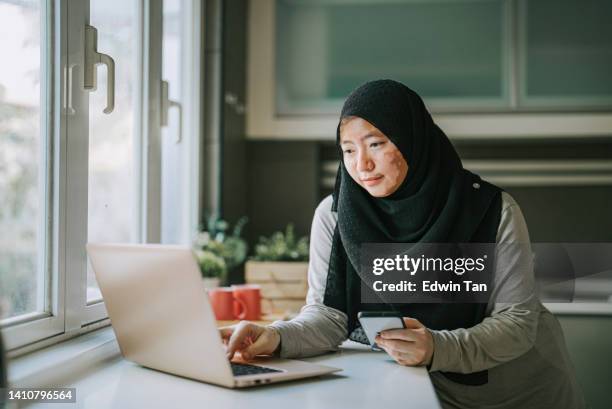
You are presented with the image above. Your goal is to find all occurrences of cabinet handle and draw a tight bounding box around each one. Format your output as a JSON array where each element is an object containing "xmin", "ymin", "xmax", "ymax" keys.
[
  {"xmin": 161, "ymin": 80, "xmax": 183, "ymax": 143},
  {"xmin": 84, "ymin": 25, "xmax": 116, "ymax": 114}
]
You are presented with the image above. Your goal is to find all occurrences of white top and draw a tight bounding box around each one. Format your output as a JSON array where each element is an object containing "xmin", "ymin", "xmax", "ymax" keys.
[{"xmin": 269, "ymin": 192, "xmax": 586, "ymax": 409}]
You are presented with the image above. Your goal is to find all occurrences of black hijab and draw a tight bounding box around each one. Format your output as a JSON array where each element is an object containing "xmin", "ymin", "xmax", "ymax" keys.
[
  {"xmin": 324, "ymin": 79, "xmax": 502, "ymax": 385},
  {"xmin": 333, "ymin": 79, "xmax": 497, "ymax": 252}
]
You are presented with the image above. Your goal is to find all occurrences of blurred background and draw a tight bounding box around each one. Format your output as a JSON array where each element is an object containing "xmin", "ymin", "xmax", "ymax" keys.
[
  {"xmin": 216, "ymin": 2, "xmax": 612, "ymax": 408},
  {"xmin": 1, "ymin": 0, "xmax": 611, "ymax": 407},
  {"xmin": 222, "ymin": 0, "xmax": 612, "ymax": 252}
]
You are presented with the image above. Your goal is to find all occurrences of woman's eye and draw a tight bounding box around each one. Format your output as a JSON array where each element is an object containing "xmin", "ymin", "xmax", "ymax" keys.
[
  {"xmin": 343, "ymin": 149, "xmax": 354, "ymax": 155},
  {"xmin": 370, "ymin": 141, "xmax": 385, "ymax": 148}
]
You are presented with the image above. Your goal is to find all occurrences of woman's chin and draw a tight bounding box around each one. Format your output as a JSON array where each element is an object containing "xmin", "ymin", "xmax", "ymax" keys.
[{"xmin": 363, "ymin": 184, "xmax": 392, "ymax": 198}]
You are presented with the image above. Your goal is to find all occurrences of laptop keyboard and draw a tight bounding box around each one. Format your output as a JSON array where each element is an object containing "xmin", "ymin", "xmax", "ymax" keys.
[{"xmin": 230, "ymin": 362, "xmax": 283, "ymax": 377}]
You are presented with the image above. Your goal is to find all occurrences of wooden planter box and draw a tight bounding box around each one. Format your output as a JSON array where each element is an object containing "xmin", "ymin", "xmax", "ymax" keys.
[{"xmin": 245, "ymin": 261, "xmax": 309, "ymax": 315}]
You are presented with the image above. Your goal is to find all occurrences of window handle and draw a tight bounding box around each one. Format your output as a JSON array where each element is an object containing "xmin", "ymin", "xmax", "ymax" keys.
[
  {"xmin": 84, "ymin": 25, "xmax": 116, "ymax": 114},
  {"xmin": 161, "ymin": 80, "xmax": 183, "ymax": 143}
]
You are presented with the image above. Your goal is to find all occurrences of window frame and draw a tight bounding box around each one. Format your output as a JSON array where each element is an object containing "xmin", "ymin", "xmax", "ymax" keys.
[
  {"xmin": 2, "ymin": 0, "xmax": 203, "ymax": 353},
  {"xmin": 160, "ymin": 0, "xmax": 203, "ymax": 245},
  {"xmin": 1, "ymin": 0, "xmax": 66, "ymax": 350}
]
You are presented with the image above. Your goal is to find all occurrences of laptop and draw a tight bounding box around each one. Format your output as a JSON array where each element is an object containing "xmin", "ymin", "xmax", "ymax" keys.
[{"xmin": 86, "ymin": 243, "xmax": 341, "ymax": 388}]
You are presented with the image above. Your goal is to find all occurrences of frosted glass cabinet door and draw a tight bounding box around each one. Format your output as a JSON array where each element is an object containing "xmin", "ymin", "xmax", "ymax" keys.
[
  {"xmin": 275, "ymin": 0, "xmax": 510, "ymax": 115},
  {"xmin": 521, "ymin": 0, "xmax": 612, "ymax": 108}
]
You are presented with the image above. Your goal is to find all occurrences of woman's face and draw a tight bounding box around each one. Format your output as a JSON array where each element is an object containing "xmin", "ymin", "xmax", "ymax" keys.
[{"xmin": 339, "ymin": 117, "xmax": 409, "ymax": 198}]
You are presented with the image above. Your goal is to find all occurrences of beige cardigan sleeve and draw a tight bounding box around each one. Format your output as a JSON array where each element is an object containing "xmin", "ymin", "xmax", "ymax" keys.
[{"xmin": 268, "ymin": 195, "xmax": 348, "ymax": 358}]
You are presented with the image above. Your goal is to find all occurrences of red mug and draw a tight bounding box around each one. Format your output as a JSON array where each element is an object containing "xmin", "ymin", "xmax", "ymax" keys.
[
  {"xmin": 232, "ymin": 284, "xmax": 262, "ymax": 321},
  {"xmin": 207, "ymin": 287, "xmax": 235, "ymax": 320}
]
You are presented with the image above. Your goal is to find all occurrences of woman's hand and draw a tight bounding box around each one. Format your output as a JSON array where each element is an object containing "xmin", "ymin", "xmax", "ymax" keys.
[
  {"xmin": 374, "ymin": 317, "xmax": 434, "ymax": 367},
  {"xmin": 219, "ymin": 321, "xmax": 281, "ymax": 361}
]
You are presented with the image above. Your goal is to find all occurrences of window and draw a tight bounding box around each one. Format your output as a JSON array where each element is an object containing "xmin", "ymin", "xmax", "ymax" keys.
[
  {"xmin": 0, "ymin": 0, "xmax": 51, "ymax": 324},
  {"xmin": 0, "ymin": 0, "xmax": 202, "ymax": 351}
]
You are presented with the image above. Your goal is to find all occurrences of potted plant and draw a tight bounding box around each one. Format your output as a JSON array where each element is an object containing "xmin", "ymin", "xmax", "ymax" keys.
[
  {"xmin": 245, "ymin": 224, "xmax": 309, "ymax": 314},
  {"xmin": 194, "ymin": 216, "xmax": 248, "ymax": 288},
  {"xmin": 194, "ymin": 248, "xmax": 227, "ymax": 288}
]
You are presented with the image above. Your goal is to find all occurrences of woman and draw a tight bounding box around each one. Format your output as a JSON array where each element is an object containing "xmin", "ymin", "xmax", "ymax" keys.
[{"xmin": 222, "ymin": 80, "xmax": 585, "ymax": 408}]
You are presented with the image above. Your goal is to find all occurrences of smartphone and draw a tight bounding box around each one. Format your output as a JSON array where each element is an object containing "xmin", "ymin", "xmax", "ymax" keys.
[{"xmin": 357, "ymin": 311, "xmax": 405, "ymax": 349}]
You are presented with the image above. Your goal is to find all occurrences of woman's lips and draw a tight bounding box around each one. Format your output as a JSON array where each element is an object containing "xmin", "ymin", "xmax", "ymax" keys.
[{"xmin": 361, "ymin": 175, "xmax": 384, "ymax": 186}]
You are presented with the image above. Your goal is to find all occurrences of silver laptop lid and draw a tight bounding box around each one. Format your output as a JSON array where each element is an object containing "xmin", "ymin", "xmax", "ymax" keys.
[{"xmin": 86, "ymin": 243, "xmax": 235, "ymax": 387}]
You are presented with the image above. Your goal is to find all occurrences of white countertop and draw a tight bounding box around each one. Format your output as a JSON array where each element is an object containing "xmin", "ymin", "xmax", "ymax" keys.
[{"xmin": 27, "ymin": 340, "xmax": 441, "ymax": 409}]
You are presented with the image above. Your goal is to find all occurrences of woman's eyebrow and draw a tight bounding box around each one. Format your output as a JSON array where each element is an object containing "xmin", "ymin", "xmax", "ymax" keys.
[{"xmin": 340, "ymin": 133, "xmax": 383, "ymax": 145}]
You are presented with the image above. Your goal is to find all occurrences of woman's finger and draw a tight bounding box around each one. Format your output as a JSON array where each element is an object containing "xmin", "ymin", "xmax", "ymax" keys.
[
  {"xmin": 226, "ymin": 323, "xmax": 253, "ymax": 359},
  {"xmin": 377, "ymin": 338, "xmax": 412, "ymax": 353},
  {"xmin": 241, "ymin": 332, "xmax": 272, "ymax": 360},
  {"xmin": 379, "ymin": 328, "xmax": 417, "ymax": 342},
  {"xmin": 218, "ymin": 325, "xmax": 235, "ymax": 340},
  {"xmin": 402, "ymin": 317, "xmax": 424, "ymax": 329},
  {"xmin": 384, "ymin": 345, "xmax": 419, "ymax": 365},
  {"xmin": 379, "ymin": 343, "xmax": 410, "ymax": 362},
  {"xmin": 377, "ymin": 338, "xmax": 423, "ymax": 365}
]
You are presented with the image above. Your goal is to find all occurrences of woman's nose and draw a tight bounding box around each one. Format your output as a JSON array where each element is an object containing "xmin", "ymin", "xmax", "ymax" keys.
[{"xmin": 357, "ymin": 151, "xmax": 374, "ymax": 172}]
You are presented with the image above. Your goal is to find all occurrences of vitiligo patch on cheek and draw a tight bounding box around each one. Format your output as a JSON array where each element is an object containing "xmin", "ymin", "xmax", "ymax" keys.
[{"xmin": 385, "ymin": 153, "xmax": 407, "ymax": 177}]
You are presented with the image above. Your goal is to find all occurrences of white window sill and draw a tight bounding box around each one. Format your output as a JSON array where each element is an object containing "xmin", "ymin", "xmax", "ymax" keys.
[{"xmin": 8, "ymin": 326, "xmax": 120, "ymax": 389}]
